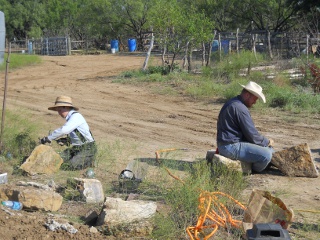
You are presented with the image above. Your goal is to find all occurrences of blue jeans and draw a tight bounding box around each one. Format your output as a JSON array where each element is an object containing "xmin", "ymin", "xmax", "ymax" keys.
[{"xmin": 217, "ymin": 142, "xmax": 274, "ymax": 172}]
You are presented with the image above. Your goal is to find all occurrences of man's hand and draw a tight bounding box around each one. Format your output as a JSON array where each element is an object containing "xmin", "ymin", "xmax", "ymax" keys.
[
  {"xmin": 268, "ymin": 138, "xmax": 274, "ymax": 147},
  {"xmin": 40, "ymin": 136, "xmax": 51, "ymax": 145}
]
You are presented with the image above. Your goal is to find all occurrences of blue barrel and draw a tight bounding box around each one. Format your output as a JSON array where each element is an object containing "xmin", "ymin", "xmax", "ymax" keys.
[
  {"xmin": 221, "ymin": 40, "xmax": 229, "ymax": 54},
  {"xmin": 212, "ymin": 40, "xmax": 219, "ymax": 52},
  {"xmin": 0, "ymin": 11, "xmax": 5, "ymax": 64},
  {"xmin": 28, "ymin": 41, "xmax": 33, "ymax": 54},
  {"xmin": 111, "ymin": 40, "xmax": 119, "ymax": 52},
  {"xmin": 128, "ymin": 39, "xmax": 136, "ymax": 52}
]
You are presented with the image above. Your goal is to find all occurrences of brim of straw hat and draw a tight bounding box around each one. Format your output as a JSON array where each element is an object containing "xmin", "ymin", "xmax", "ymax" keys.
[{"xmin": 48, "ymin": 102, "xmax": 79, "ymax": 111}]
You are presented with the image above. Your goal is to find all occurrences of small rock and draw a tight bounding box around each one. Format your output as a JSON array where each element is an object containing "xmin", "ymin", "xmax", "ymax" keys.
[{"xmin": 89, "ymin": 226, "xmax": 98, "ymax": 233}]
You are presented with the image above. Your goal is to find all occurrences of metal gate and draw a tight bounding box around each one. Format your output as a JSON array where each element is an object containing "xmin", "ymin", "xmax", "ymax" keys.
[{"xmin": 30, "ymin": 37, "xmax": 70, "ymax": 56}]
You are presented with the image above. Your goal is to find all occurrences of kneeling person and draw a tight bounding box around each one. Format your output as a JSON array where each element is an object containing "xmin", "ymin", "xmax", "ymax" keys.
[{"xmin": 40, "ymin": 96, "xmax": 97, "ymax": 170}]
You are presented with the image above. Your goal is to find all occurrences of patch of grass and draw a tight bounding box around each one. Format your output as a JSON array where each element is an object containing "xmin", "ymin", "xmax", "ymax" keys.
[
  {"xmin": 0, "ymin": 53, "xmax": 42, "ymax": 71},
  {"xmin": 114, "ymin": 53, "xmax": 320, "ymax": 115},
  {"xmin": 209, "ymin": 51, "xmax": 266, "ymax": 79},
  {"xmin": 0, "ymin": 109, "xmax": 41, "ymax": 161},
  {"xmin": 93, "ymin": 139, "xmax": 140, "ymax": 193},
  {"xmin": 152, "ymin": 161, "xmax": 248, "ymax": 239}
]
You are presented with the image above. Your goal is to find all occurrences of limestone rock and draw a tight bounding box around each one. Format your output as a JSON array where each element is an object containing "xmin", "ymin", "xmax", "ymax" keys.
[
  {"xmin": 108, "ymin": 219, "xmax": 154, "ymax": 239},
  {"xmin": 271, "ymin": 143, "xmax": 319, "ymax": 177},
  {"xmin": 96, "ymin": 197, "xmax": 157, "ymax": 226},
  {"xmin": 206, "ymin": 150, "xmax": 252, "ymax": 174},
  {"xmin": 20, "ymin": 145, "xmax": 63, "ymax": 175},
  {"xmin": 0, "ymin": 185, "xmax": 63, "ymax": 211},
  {"xmin": 68, "ymin": 178, "xmax": 105, "ymax": 203}
]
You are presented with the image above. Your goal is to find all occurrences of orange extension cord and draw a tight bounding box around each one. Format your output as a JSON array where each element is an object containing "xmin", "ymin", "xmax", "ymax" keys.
[
  {"xmin": 186, "ymin": 191, "xmax": 247, "ymax": 240},
  {"xmin": 155, "ymin": 148, "xmax": 247, "ymax": 239}
]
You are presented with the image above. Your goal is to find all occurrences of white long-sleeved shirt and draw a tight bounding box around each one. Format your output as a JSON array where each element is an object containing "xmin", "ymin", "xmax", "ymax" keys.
[{"xmin": 47, "ymin": 110, "xmax": 94, "ymax": 146}]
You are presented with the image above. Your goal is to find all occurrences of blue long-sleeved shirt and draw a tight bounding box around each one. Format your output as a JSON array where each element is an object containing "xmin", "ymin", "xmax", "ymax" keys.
[
  {"xmin": 216, "ymin": 95, "xmax": 269, "ymax": 147},
  {"xmin": 47, "ymin": 109, "xmax": 94, "ymax": 146}
]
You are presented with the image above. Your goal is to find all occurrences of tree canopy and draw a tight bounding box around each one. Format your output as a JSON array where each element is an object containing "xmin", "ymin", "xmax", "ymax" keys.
[{"xmin": 0, "ymin": 0, "xmax": 318, "ymax": 45}]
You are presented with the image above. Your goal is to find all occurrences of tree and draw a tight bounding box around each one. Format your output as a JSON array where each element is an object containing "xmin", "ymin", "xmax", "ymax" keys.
[
  {"xmin": 286, "ymin": 0, "xmax": 320, "ymax": 13},
  {"xmin": 191, "ymin": 0, "xmax": 237, "ymax": 32},
  {"xmin": 230, "ymin": 0, "xmax": 297, "ymax": 33},
  {"xmin": 109, "ymin": 0, "xmax": 155, "ymax": 50},
  {"xmin": 0, "ymin": 0, "xmax": 46, "ymax": 40},
  {"xmin": 286, "ymin": 0, "xmax": 320, "ymax": 37},
  {"xmin": 149, "ymin": 0, "xmax": 214, "ymax": 72}
]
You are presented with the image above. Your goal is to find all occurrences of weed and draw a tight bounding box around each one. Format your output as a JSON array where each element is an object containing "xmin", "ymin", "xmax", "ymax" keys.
[{"xmin": 152, "ymin": 161, "xmax": 247, "ymax": 239}]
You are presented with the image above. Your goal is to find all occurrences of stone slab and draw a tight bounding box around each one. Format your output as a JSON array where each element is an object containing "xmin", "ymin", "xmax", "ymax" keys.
[
  {"xmin": 271, "ymin": 143, "xmax": 319, "ymax": 178},
  {"xmin": 206, "ymin": 150, "xmax": 252, "ymax": 174}
]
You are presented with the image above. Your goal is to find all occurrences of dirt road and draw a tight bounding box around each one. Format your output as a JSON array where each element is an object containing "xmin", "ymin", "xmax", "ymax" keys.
[{"xmin": 1, "ymin": 54, "xmax": 320, "ymax": 239}]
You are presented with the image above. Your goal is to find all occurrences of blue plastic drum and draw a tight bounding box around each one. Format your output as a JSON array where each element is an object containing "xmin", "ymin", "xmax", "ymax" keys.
[
  {"xmin": 128, "ymin": 39, "xmax": 136, "ymax": 52},
  {"xmin": 111, "ymin": 40, "xmax": 119, "ymax": 52}
]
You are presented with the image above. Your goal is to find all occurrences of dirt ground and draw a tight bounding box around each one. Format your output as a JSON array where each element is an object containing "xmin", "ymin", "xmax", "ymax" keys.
[{"xmin": 0, "ymin": 53, "xmax": 319, "ymax": 239}]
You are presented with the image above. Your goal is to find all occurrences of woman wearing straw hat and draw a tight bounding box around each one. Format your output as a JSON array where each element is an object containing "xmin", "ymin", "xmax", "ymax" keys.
[
  {"xmin": 40, "ymin": 96, "xmax": 97, "ymax": 170},
  {"xmin": 216, "ymin": 81, "xmax": 274, "ymax": 173}
]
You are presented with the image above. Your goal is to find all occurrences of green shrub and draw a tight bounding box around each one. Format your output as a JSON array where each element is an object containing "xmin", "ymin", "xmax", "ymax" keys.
[
  {"xmin": 0, "ymin": 109, "xmax": 40, "ymax": 160},
  {"xmin": 147, "ymin": 65, "xmax": 170, "ymax": 75}
]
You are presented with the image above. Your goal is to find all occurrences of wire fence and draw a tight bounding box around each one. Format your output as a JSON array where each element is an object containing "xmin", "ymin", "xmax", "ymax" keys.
[{"xmin": 6, "ymin": 31, "xmax": 320, "ymax": 59}]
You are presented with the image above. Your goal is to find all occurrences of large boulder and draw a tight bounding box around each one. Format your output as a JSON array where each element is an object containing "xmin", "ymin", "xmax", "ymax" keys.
[
  {"xmin": 0, "ymin": 185, "xmax": 63, "ymax": 211},
  {"xmin": 20, "ymin": 145, "xmax": 63, "ymax": 175},
  {"xmin": 271, "ymin": 143, "xmax": 319, "ymax": 177}
]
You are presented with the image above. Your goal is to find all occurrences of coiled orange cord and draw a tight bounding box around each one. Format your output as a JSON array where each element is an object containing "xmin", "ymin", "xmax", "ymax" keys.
[
  {"xmin": 186, "ymin": 191, "xmax": 247, "ymax": 240},
  {"xmin": 154, "ymin": 149, "xmax": 247, "ymax": 239}
]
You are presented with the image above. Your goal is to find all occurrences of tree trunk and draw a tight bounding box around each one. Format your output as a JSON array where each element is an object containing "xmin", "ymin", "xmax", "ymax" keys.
[
  {"xmin": 183, "ymin": 41, "xmax": 189, "ymax": 69},
  {"xmin": 162, "ymin": 45, "xmax": 167, "ymax": 66},
  {"xmin": 202, "ymin": 42, "xmax": 205, "ymax": 66},
  {"xmin": 206, "ymin": 41, "xmax": 212, "ymax": 67},
  {"xmin": 170, "ymin": 53, "xmax": 176, "ymax": 72},
  {"xmin": 142, "ymin": 34, "xmax": 154, "ymax": 71}
]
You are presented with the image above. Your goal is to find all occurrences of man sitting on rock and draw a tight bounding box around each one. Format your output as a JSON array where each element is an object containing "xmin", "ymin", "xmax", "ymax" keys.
[
  {"xmin": 216, "ymin": 81, "xmax": 274, "ymax": 173},
  {"xmin": 40, "ymin": 96, "xmax": 97, "ymax": 170}
]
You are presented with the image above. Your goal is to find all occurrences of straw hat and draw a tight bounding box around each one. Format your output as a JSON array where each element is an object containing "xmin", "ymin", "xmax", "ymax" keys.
[
  {"xmin": 240, "ymin": 81, "xmax": 266, "ymax": 103},
  {"xmin": 48, "ymin": 96, "xmax": 79, "ymax": 111}
]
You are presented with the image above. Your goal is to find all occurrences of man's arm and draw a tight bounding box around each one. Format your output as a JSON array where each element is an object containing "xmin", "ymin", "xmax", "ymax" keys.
[{"xmin": 237, "ymin": 108, "xmax": 269, "ymax": 146}]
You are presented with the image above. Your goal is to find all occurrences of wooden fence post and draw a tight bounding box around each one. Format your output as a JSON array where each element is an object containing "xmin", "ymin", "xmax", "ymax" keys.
[
  {"xmin": 206, "ymin": 30, "xmax": 216, "ymax": 66},
  {"xmin": 236, "ymin": 28, "xmax": 239, "ymax": 55},
  {"xmin": 306, "ymin": 34, "xmax": 309, "ymax": 64},
  {"xmin": 202, "ymin": 42, "xmax": 205, "ymax": 66},
  {"xmin": 252, "ymin": 34, "xmax": 257, "ymax": 60},
  {"xmin": 268, "ymin": 31, "xmax": 273, "ymax": 59},
  {"xmin": 218, "ymin": 33, "xmax": 221, "ymax": 60}
]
